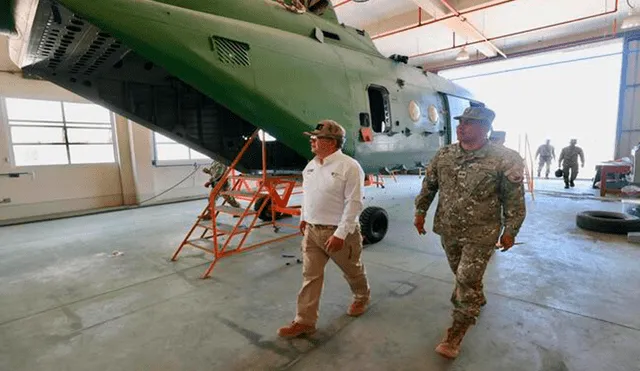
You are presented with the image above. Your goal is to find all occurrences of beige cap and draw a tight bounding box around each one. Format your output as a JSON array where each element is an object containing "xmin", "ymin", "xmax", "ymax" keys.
[{"xmin": 303, "ymin": 119, "xmax": 346, "ymax": 139}]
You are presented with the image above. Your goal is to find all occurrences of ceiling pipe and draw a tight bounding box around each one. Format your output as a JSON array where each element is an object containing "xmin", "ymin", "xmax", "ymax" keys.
[
  {"xmin": 438, "ymin": 0, "xmax": 507, "ymax": 58},
  {"xmin": 429, "ymin": 32, "xmax": 619, "ymax": 73},
  {"xmin": 371, "ymin": 0, "xmax": 517, "ymax": 40},
  {"xmin": 410, "ymin": 0, "xmax": 620, "ymax": 59}
]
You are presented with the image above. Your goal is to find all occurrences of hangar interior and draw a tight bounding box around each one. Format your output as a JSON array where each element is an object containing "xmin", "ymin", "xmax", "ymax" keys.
[{"xmin": 1, "ymin": 0, "xmax": 640, "ymax": 370}]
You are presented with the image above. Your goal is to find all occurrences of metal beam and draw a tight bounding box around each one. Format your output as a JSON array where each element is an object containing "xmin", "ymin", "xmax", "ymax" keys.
[{"xmin": 410, "ymin": 0, "xmax": 506, "ymax": 58}]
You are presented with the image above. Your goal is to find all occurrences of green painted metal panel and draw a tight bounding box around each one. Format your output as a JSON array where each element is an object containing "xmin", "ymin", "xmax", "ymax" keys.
[{"xmin": 13, "ymin": 0, "xmax": 481, "ymax": 173}]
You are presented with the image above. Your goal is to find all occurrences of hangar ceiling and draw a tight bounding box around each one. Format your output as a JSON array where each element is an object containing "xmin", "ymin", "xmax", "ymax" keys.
[{"xmin": 332, "ymin": 0, "xmax": 635, "ymax": 71}]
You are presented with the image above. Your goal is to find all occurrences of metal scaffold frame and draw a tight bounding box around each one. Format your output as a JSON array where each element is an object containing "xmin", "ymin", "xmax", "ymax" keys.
[{"xmin": 170, "ymin": 129, "xmax": 303, "ymax": 279}]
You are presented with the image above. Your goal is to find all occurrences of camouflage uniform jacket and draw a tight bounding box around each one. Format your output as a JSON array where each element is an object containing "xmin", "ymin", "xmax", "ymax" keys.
[
  {"xmin": 559, "ymin": 146, "xmax": 584, "ymax": 166},
  {"xmin": 202, "ymin": 161, "xmax": 227, "ymax": 184},
  {"xmin": 536, "ymin": 144, "xmax": 555, "ymax": 159},
  {"xmin": 415, "ymin": 142, "xmax": 526, "ymax": 238}
]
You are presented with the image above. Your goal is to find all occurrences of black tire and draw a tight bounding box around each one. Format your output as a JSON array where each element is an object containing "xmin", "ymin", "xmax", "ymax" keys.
[
  {"xmin": 254, "ymin": 196, "xmax": 283, "ymax": 221},
  {"xmin": 360, "ymin": 206, "xmax": 389, "ymax": 244},
  {"xmin": 576, "ymin": 210, "xmax": 640, "ymax": 234}
]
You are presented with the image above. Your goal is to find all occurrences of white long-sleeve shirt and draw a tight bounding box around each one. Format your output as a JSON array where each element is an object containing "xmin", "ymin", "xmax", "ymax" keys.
[{"xmin": 300, "ymin": 150, "xmax": 365, "ymax": 239}]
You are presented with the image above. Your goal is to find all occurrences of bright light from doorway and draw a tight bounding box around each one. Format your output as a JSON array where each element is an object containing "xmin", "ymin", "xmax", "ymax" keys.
[{"xmin": 440, "ymin": 40, "xmax": 624, "ymax": 178}]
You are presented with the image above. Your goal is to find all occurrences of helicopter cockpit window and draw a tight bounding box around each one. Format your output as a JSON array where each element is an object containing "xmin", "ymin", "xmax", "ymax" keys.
[{"xmin": 367, "ymin": 85, "xmax": 391, "ymax": 133}]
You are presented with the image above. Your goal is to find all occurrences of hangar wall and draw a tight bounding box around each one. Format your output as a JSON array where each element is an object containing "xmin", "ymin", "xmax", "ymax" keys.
[
  {"xmin": 0, "ymin": 72, "xmax": 210, "ymax": 224},
  {"xmin": 616, "ymin": 32, "xmax": 640, "ymax": 162}
]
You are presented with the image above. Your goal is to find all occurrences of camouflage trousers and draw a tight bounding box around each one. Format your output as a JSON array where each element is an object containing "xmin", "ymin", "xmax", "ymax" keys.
[
  {"xmin": 562, "ymin": 163, "xmax": 579, "ymax": 184},
  {"xmin": 208, "ymin": 180, "xmax": 240, "ymax": 209},
  {"xmin": 441, "ymin": 234, "xmax": 497, "ymax": 325},
  {"xmin": 537, "ymin": 157, "xmax": 552, "ymax": 178}
]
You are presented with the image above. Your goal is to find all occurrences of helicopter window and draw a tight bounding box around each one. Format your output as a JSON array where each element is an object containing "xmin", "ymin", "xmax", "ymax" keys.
[{"xmin": 367, "ymin": 85, "xmax": 391, "ymax": 133}]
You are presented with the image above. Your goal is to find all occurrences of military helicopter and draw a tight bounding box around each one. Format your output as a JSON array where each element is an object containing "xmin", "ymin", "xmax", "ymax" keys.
[{"xmin": 2, "ymin": 0, "xmax": 485, "ymax": 241}]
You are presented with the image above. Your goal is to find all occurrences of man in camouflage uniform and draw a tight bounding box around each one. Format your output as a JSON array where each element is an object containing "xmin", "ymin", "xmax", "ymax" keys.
[
  {"xmin": 558, "ymin": 139, "xmax": 585, "ymax": 189},
  {"xmin": 535, "ymin": 139, "xmax": 555, "ymax": 179},
  {"xmin": 413, "ymin": 106, "xmax": 526, "ymax": 359},
  {"xmin": 202, "ymin": 160, "xmax": 240, "ymax": 220}
]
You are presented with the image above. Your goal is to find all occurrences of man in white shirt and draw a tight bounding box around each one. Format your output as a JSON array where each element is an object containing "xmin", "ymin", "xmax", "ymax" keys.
[{"xmin": 278, "ymin": 120, "xmax": 370, "ymax": 338}]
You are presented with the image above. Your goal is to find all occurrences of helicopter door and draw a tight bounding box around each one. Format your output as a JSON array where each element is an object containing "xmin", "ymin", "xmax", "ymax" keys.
[{"xmin": 367, "ymin": 85, "xmax": 391, "ymax": 133}]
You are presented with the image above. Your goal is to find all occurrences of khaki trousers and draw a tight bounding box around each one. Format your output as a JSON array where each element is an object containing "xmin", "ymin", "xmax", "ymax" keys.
[
  {"xmin": 295, "ymin": 224, "xmax": 370, "ymax": 326},
  {"xmin": 563, "ymin": 163, "xmax": 579, "ymax": 183}
]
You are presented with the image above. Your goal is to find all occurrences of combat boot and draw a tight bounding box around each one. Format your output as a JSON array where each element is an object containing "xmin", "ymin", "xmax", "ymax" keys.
[
  {"xmin": 277, "ymin": 321, "xmax": 316, "ymax": 338},
  {"xmin": 435, "ymin": 321, "xmax": 471, "ymax": 359}
]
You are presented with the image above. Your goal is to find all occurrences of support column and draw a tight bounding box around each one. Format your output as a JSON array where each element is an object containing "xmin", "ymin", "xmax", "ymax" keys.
[{"xmin": 114, "ymin": 114, "xmax": 138, "ymax": 205}]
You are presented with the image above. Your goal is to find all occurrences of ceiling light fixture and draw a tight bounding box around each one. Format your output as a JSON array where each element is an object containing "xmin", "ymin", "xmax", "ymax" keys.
[
  {"xmin": 622, "ymin": 0, "xmax": 640, "ymax": 30},
  {"xmin": 456, "ymin": 47, "xmax": 470, "ymax": 61}
]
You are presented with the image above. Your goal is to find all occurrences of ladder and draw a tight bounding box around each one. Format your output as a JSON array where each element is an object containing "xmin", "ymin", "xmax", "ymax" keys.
[{"xmin": 171, "ymin": 129, "xmax": 302, "ymax": 278}]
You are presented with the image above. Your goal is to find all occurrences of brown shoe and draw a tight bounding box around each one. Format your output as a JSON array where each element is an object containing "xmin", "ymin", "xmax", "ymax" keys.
[
  {"xmin": 435, "ymin": 321, "xmax": 470, "ymax": 359},
  {"xmin": 277, "ymin": 321, "xmax": 316, "ymax": 338},
  {"xmin": 347, "ymin": 298, "xmax": 369, "ymax": 317}
]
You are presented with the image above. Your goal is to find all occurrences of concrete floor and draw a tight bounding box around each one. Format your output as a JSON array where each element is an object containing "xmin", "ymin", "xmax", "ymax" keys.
[{"xmin": 1, "ymin": 175, "xmax": 639, "ymax": 371}]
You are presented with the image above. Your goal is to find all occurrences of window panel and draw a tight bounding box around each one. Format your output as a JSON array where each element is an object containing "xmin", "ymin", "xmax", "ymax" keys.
[
  {"xmin": 69, "ymin": 145, "xmax": 115, "ymax": 164},
  {"xmin": 156, "ymin": 143, "xmax": 190, "ymax": 160},
  {"xmin": 65, "ymin": 123, "xmax": 112, "ymax": 129},
  {"xmin": 154, "ymin": 133, "xmax": 176, "ymax": 144},
  {"xmin": 5, "ymin": 98, "xmax": 117, "ymax": 166},
  {"xmin": 13, "ymin": 145, "xmax": 68, "ymax": 166},
  {"xmin": 10, "ymin": 126, "xmax": 65, "ymax": 144},
  {"xmin": 63, "ymin": 102, "xmax": 112, "ymax": 123},
  {"xmin": 5, "ymin": 98, "xmax": 63, "ymax": 122},
  {"xmin": 67, "ymin": 128, "xmax": 113, "ymax": 144},
  {"xmin": 190, "ymin": 149, "xmax": 211, "ymax": 160},
  {"xmin": 153, "ymin": 132, "xmax": 212, "ymax": 162},
  {"xmin": 8, "ymin": 120, "xmax": 64, "ymax": 127}
]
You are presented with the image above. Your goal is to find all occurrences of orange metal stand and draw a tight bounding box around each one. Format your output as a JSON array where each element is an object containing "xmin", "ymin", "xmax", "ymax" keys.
[
  {"xmin": 170, "ymin": 129, "xmax": 302, "ymax": 279},
  {"xmin": 365, "ymin": 173, "xmax": 398, "ymax": 188},
  {"xmin": 171, "ymin": 130, "xmax": 391, "ymax": 279}
]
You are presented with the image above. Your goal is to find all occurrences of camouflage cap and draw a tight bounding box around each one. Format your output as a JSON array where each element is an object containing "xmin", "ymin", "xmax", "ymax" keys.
[
  {"xmin": 303, "ymin": 119, "xmax": 346, "ymax": 139},
  {"xmin": 454, "ymin": 106, "xmax": 496, "ymax": 125}
]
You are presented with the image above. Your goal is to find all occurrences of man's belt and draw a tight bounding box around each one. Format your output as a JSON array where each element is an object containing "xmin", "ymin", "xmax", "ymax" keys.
[{"xmin": 307, "ymin": 223, "xmax": 337, "ymax": 230}]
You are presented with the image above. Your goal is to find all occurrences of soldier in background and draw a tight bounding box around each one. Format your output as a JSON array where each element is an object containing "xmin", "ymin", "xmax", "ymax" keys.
[
  {"xmin": 489, "ymin": 130, "xmax": 506, "ymax": 146},
  {"xmin": 202, "ymin": 160, "xmax": 241, "ymax": 220},
  {"xmin": 535, "ymin": 139, "xmax": 555, "ymax": 179},
  {"xmin": 558, "ymin": 139, "xmax": 585, "ymax": 189},
  {"xmin": 413, "ymin": 106, "xmax": 526, "ymax": 359}
]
